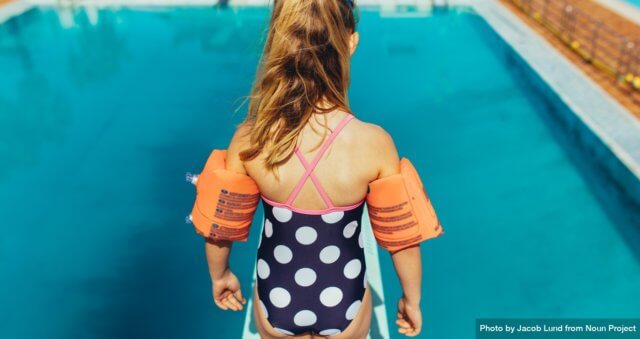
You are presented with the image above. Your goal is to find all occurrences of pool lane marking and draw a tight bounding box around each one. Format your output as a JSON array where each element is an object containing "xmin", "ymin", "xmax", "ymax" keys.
[{"xmin": 242, "ymin": 210, "xmax": 390, "ymax": 339}]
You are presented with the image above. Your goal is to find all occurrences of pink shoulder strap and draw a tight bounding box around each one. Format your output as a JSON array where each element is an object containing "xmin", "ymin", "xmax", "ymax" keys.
[{"xmin": 285, "ymin": 114, "xmax": 355, "ymax": 208}]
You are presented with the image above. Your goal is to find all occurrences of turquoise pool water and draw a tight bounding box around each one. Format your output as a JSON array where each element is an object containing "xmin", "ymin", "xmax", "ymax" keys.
[
  {"xmin": 625, "ymin": 0, "xmax": 640, "ymax": 8},
  {"xmin": 1, "ymin": 6, "xmax": 639, "ymax": 339}
]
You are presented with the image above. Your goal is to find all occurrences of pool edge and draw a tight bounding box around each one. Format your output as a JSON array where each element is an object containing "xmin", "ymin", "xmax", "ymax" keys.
[{"xmin": 0, "ymin": 0, "xmax": 32, "ymax": 24}]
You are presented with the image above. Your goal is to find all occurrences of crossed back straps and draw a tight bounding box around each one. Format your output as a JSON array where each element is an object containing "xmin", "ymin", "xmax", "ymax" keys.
[{"xmin": 285, "ymin": 114, "xmax": 355, "ymax": 209}]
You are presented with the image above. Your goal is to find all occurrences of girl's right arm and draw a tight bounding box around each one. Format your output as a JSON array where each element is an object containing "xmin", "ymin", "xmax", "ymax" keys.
[
  {"xmin": 205, "ymin": 123, "xmax": 252, "ymax": 312},
  {"xmin": 372, "ymin": 125, "xmax": 423, "ymax": 337}
]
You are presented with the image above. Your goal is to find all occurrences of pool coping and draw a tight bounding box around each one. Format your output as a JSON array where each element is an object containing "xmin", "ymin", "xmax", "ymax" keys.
[{"xmin": 0, "ymin": 0, "xmax": 31, "ymax": 23}]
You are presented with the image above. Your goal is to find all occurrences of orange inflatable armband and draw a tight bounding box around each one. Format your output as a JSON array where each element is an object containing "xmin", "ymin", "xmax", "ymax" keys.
[
  {"xmin": 366, "ymin": 158, "xmax": 443, "ymax": 253},
  {"xmin": 189, "ymin": 149, "xmax": 260, "ymax": 241}
]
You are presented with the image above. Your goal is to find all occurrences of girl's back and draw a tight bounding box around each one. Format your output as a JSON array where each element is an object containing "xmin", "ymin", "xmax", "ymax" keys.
[{"xmin": 233, "ymin": 110, "xmax": 399, "ymax": 211}]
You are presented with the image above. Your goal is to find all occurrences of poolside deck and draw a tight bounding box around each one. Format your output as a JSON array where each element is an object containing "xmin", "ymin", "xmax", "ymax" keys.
[{"xmin": 500, "ymin": 0, "xmax": 640, "ymax": 119}]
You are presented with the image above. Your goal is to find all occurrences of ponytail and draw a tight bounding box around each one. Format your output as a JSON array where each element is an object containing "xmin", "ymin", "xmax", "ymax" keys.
[{"xmin": 239, "ymin": 0, "xmax": 358, "ymax": 175}]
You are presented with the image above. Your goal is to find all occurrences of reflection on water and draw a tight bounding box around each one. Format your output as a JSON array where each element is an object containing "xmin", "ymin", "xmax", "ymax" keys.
[
  {"xmin": 159, "ymin": 7, "xmax": 267, "ymax": 55},
  {"xmin": 0, "ymin": 7, "xmax": 131, "ymax": 180},
  {"xmin": 0, "ymin": 76, "xmax": 70, "ymax": 181},
  {"xmin": 0, "ymin": 6, "xmax": 262, "ymax": 184},
  {"xmin": 63, "ymin": 7, "xmax": 129, "ymax": 86},
  {"xmin": 0, "ymin": 12, "xmax": 72, "ymax": 182}
]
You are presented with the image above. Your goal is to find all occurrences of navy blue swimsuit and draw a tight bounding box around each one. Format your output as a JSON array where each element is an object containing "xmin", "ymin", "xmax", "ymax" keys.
[{"xmin": 255, "ymin": 114, "xmax": 368, "ymax": 336}]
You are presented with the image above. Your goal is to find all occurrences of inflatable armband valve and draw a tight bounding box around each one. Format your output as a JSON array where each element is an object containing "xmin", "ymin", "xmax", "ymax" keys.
[{"xmin": 190, "ymin": 150, "xmax": 260, "ymax": 241}]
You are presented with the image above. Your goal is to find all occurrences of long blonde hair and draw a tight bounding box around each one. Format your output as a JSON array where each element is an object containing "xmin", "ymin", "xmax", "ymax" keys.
[{"xmin": 239, "ymin": 0, "xmax": 358, "ymax": 173}]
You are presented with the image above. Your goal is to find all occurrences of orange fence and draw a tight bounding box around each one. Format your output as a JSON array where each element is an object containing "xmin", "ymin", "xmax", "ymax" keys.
[{"xmin": 510, "ymin": 0, "xmax": 640, "ymax": 91}]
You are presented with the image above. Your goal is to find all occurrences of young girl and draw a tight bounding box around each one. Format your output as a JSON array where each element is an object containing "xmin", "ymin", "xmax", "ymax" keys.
[{"xmin": 202, "ymin": 0, "xmax": 435, "ymax": 337}]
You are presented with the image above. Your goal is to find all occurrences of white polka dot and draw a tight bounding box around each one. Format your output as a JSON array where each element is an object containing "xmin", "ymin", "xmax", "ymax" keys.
[
  {"xmin": 295, "ymin": 226, "xmax": 317, "ymax": 245},
  {"xmin": 321, "ymin": 211, "xmax": 344, "ymax": 224},
  {"xmin": 343, "ymin": 258, "xmax": 361, "ymax": 279},
  {"xmin": 269, "ymin": 287, "xmax": 291, "ymax": 308},
  {"xmin": 363, "ymin": 270, "xmax": 368, "ymax": 289},
  {"xmin": 257, "ymin": 259, "xmax": 270, "ymax": 279},
  {"xmin": 319, "ymin": 329, "xmax": 342, "ymax": 336},
  {"xmin": 294, "ymin": 268, "xmax": 317, "ymax": 287},
  {"xmin": 272, "ymin": 207, "xmax": 292, "ymax": 223},
  {"xmin": 293, "ymin": 310, "xmax": 317, "ymax": 326},
  {"xmin": 319, "ymin": 287, "xmax": 343, "ymax": 307},
  {"xmin": 259, "ymin": 300, "xmax": 269, "ymax": 318},
  {"xmin": 343, "ymin": 221, "xmax": 358, "ymax": 238},
  {"xmin": 274, "ymin": 328, "xmax": 294, "ymax": 335},
  {"xmin": 264, "ymin": 219, "xmax": 273, "ymax": 238},
  {"xmin": 319, "ymin": 245, "xmax": 340, "ymax": 264},
  {"xmin": 273, "ymin": 245, "xmax": 293, "ymax": 264},
  {"xmin": 345, "ymin": 300, "xmax": 362, "ymax": 320}
]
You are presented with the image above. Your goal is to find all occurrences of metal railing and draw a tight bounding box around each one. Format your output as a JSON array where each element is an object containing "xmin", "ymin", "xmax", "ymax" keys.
[{"xmin": 510, "ymin": 0, "xmax": 640, "ymax": 92}]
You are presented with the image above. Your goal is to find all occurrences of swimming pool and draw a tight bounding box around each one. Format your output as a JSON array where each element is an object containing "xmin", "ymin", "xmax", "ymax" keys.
[{"xmin": 1, "ymin": 5, "xmax": 639, "ymax": 339}]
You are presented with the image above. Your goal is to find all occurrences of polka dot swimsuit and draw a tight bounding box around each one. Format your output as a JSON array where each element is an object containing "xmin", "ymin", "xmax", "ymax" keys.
[{"xmin": 256, "ymin": 114, "xmax": 368, "ymax": 337}]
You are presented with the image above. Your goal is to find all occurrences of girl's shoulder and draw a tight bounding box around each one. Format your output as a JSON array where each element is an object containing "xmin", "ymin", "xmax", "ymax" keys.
[
  {"xmin": 226, "ymin": 121, "xmax": 253, "ymax": 175},
  {"xmin": 347, "ymin": 116, "xmax": 400, "ymax": 178},
  {"xmin": 347, "ymin": 116, "xmax": 396, "ymax": 151}
]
